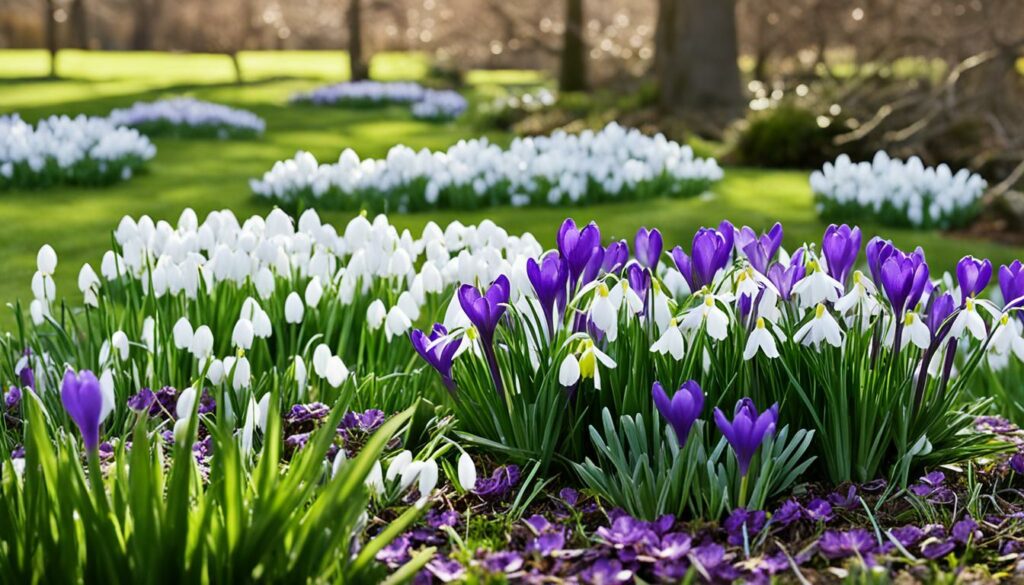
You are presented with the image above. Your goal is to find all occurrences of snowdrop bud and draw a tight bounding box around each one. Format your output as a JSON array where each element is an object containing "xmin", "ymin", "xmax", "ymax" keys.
[
  {"xmin": 78, "ymin": 263, "xmax": 100, "ymax": 296},
  {"xmin": 397, "ymin": 291, "xmax": 420, "ymax": 321},
  {"xmin": 142, "ymin": 317, "xmax": 156, "ymax": 352},
  {"xmin": 418, "ymin": 460, "xmax": 439, "ymax": 501},
  {"xmin": 367, "ymin": 300, "xmax": 387, "ymax": 330},
  {"xmin": 331, "ymin": 449, "xmax": 347, "ymax": 478},
  {"xmin": 111, "ymin": 330, "xmax": 130, "ymax": 360},
  {"xmin": 285, "ymin": 292, "xmax": 304, "ymax": 324},
  {"xmin": 232, "ymin": 356, "xmax": 252, "ymax": 390},
  {"xmin": 232, "ymin": 319, "xmax": 254, "ymax": 350},
  {"xmin": 305, "ymin": 277, "xmax": 324, "ymax": 308},
  {"xmin": 294, "ymin": 355, "xmax": 307, "ymax": 396},
  {"xmin": 29, "ymin": 299, "xmax": 46, "ymax": 325},
  {"xmin": 458, "ymin": 452, "xmax": 477, "ymax": 491},
  {"xmin": 387, "ymin": 450, "xmax": 413, "ymax": 481},
  {"xmin": 385, "ymin": 306, "xmax": 412, "ymax": 341},
  {"xmin": 256, "ymin": 392, "xmax": 271, "ymax": 430},
  {"xmin": 313, "ymin": 344, "xmax": 332, "ymax": 377},
  {"xmin": 420, "ymin": 262, "xmax": 443, "ymax": 293},
  {"xmin": 173, "ymin": 317, "xmax": 194, "ymax": 350},
  {"xmin": 173, "ymin": 418, "xmax": 191, "ymax": 443},
  {"xmin": 31, "ymin": 271, "xmax": 55, "ymax": 301},
  {"xmin": 37, "ymin": 245, "xmax": 57, "ymax": 274},
  {"xmin": 99, "ymin": 370, "xmax": 115, "ymax": 421},
  {"xmin": 325, "ymin": 356, "xmax": 349, "ymax": 387},
  {"xmin": 101, "ymin": 251, "xmax": 119, "ymax": 280},
  {"xmin": 399, "ymin": 461, "xmax": 425, "ymax": 491},
  {"xmin": 191, "ymin": 325, "xmax": 213, "ymax": 359},
  {"xmin": 253, "ymin": 309, "xmax": 272, "ymax": 338},
  {"xmin": 176, "ymin": 387, "xmax": 197, "ymax": 419},
  {"xmin": 254, "ymin": 267, "xmax": 275, "ymax": 299},
  {"xmin": 206, "ymin": 358, "xmax": 225, "ymax": 385},
  {"xmin": 389, "ymin": 249, "xmax": 413, "ymax": 277}
]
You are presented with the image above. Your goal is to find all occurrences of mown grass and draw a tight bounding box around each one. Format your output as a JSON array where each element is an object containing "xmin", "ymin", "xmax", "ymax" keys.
[{"xmin": 0, "ymin": 49, "xmax": 1021, "ymax": 323}]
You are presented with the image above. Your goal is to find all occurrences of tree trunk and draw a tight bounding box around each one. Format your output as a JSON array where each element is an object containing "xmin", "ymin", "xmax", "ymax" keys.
[
  {"xmin": 656, "ymin": 0, "xmax": 745, "ymax": 133},
  {"xmin": 558, "ymin": 0, "xmax": 586, "ymax": 92},
  {"xmin": 43, "ymin": 0, "xmax": 57, "ymax": 77},
  {"xmin": 70, "ymin": 0, "xmax": 89, "ymax": 49},
  {"xmin": 348, "ymin": 0, "xmax": 368, "ymax": 81},
  {"xmin": 132, "ymin": 0, "xmax": 151, "ymax": 50}
]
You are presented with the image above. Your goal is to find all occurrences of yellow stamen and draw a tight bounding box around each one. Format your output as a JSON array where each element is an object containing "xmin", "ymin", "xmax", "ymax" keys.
[
  {"xmin": 704, "ymin": 296, "xmax": 715, "ymax": 307},
  {"xmin": 966, "ymin": 298, "xmax": 975, "ymax": 311},
  {"xmin": 815, "ymin": 304, "xmax": 826, "ymax": 318},
  {"xmin": 579, "ymin": 350, "xmax": 596, "ymax": 380},
  {"xmin": 904, "ymin": 312, "xmax": 916, "ymax": 326},
  {"xmin": 756, "ymin": 317, "xmax": 766, "ymax": 330},
  {"xmin": 597, "ymin": 283, "xmax": 609, "ymax": 297},
  {"xmin": 466, "ymin": 327, "xmax": 479, "ymax": 341},
  {"xmin": 1001, "ymin": 314, "xmax": 1010, "ymax": 326}
]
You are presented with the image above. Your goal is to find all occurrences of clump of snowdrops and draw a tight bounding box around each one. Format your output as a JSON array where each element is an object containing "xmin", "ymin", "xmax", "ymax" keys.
[{"xmin": 107, "ymin": 97, "xmax": 266, "ymax": 139}]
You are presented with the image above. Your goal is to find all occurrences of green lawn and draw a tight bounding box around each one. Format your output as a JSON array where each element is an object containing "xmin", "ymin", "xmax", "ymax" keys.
[{"xmin": 1, "ymin": 50, "xmax": 1021, "ymax": 319}]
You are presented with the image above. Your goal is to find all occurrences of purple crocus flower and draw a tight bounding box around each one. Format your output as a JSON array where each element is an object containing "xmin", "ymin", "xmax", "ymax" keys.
[
  {"xmin": 952, "ymin": 516, "xmax": 980, "ymax": 544},
  {"xmin": 603, "ymin": 240, "xmax": 629, "ymax": 275},
  {"xmin": 925, "ymin": 291, "xmax": 955, "ymax": 339},
  {"xmin": 285, "ymin": 402, "xmax": 330, "ymax": 426},
  {"xmin": 480, "ymin": 551, "xmax": 523, "ymax": 574},
  {"xmin": 877, "ymin": 244, "xmax": 929, "ymax": 316},
  {"xmin": 890, "ymin": 525, "xmax": 925, "ymax": 548},
  {"xmin": 821, "ymin": 224, "xmax": 862, "ymax": 286},
  {"xmin": 579, "ymin": 559, "xmax": 632, "ymax": 584},
  {"xmin": 459, "ymin": 275, "xmax": 510, "ymax": 397},
  {"xmin": 627, "ymin": 263, "xmax": 652, "ymax": 310},
  {"xmin": 818, "ymin": 529, "xmax": 876, "ymax": 559},
  {"xmin": 526, "ymin": 253, "xmax": 568, "ymax": 334},
  {"xmin": 473, "ymin": 464, "xmax": 520, "ymax": 500},
  {"xmin": 634, "ymin": 227, "xmax": 664, "ymax": 269},
  {"xmin": 737, "ymin": 223, "xmax": 783, "ymax": 275},
  {"xmin": 17, "ymin": 352, "xmax": 34, "ymax": 391},
  {"xmin": 127, "ymin": 388, "xmax": 156, "ymax": 412},
  {"xmin": 410, "ymin": 324, "xmax": 462, "ymax": 393},
  {"xmin": 956, "ymin": 256, "xmax": 992, "ymax": 303},
  {"xmin": 670, "ymin": 220, "xmax": 735, "ymax": 292},
  {"xmin": 921, "ymin": 539, "xmax": 956, "ymax": 559},
  {"xmin": 805, "ymin": 498, "xmax": 833, "ymax": 522},
  {"xmin": 772, "ymin": 499, "xmax": 802, "ymax": 527},
  {"xmin": 724, "ymin": 507, "xmax": 766, "ymax": 546},
  {"xmin": 768, "ymin": 253, "xmax": 806, "ymax": 304},
  {"xmin": 713, "ymin": 398, "xmax": 778, "ymax": 476},
  {"xmin": 4, "ymin": 386, "xmax": 21, "ymax": 410},
  {"xmin": 60, "ymin": 369, "xmax": 108, "ymax": 453},
  {"xmin": 557, "ymin": 218, "xmax": 602, "ymax": 292},
  {"xmin": 652, "ymin": 380, "xmax": 704, "ymax": 448},
  {"xmin": 999, "ymin": 261, "xmax": 1024, "ymax": 308}
]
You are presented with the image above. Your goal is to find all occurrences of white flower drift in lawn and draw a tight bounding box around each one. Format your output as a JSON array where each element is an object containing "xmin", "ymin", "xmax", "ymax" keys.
[
  {"xmin": 250, "ymin": 123, "xmax": 723, "ymax": 212},
  {"xmin": 107, "ymin": 97, "xmax": 266, "ymax": 138},
  {"xmin": 811, "ymin": 151, "xmax": 986, "ymax": 229},
  {"xmin": 0, "ymin": 114, "xmax": 155, "ymax": 188}
]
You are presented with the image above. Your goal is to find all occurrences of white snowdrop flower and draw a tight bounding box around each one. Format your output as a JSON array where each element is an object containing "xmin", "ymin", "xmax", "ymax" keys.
[
  {"xmin": 366, "ymin": 461, "xmax": 385, "ymax": 496},
  {"xmin": 99, "ymin": 370, "xmax": 115, "ymax": 422},
  {"xmin": 589, "ymin": 283, "xmax": 619, "ymax": 338},
  {"xmin": 111, "ymin": 330, "xmax": 130, "ymax": 360},
  {"xmin": 206, "ymin": 358, "xmax": 225, "ymax": 385},
  {"xmin": 31, "ymin": 271, "xmax": 56, "ymax": 302},
  {"xmin": 650, "ymin": 318, "xmax": 685, "ymax": 360},
  {"xmin": 386, "ymin": 450, "xmax": 413, "ymax": 482},
  {"xmin": 558, "ymin": 338, "xmax": 616, "ymax": 389},
  {"xmin": 254, "ymin": 266, "xmax": 275, "ymax": 299},
  {"xmin": 681, "ymin": 295, "xmax": 730, "ymax": 341},
  {"xmin": 230, "ymin": 356, "xmax": 252, "ymax": 390},
  {"xmin": 101, "ymin": 251, "xmax": 122, "ymax": 280},
  {"xmin": 232, "ymin": 319, "xmax": 255, "ymax": 350},
  {"xmin": 792, "ymin": 261, "xmax": 842, "ymax": 309},
  {"xmin": 990, "ymin": 313, "xmax": 1024, "ymax": 356},
  {"xmin": 883, "ymin": 311, "xmax": 931, "ymax": 350},
  {"xmin": 252, "ymin": 309, "xmax": 273, "ymax": 338},
  {"xmin": 99, "ymin": 341, "xmax": 111, "ymax": 365},
  {"xmin": 78, "ymin": 263, "xmax": 100, "ymax": 307},
  {"xmin": 173, "ymin": 418, "xmax": 191, "ymax": 443},
  {"xmin": 11, "ymin": 458, "xmax": 25, "ymax": 480},
  {"xmin": 37, "ymin": 245, "xmax": 57, "ymax": 275},
  {"xmin": 294, "ymin": 355, "xmax": 308, "ymax": 396},
  {"xmin": 389, "ymin": 248, "xmax": 413, "ymax": 278},
  {"xmin": 141, "ymin": 317, "xmax": 156, "ymax": 352},
  {"xmin": 417, "ymin": 460, "xmax": 439, "ymax": 502},
  {"xmin": 458, "ymin": 452, "xmax": 477, "ymax": 491},
  {"xmin": 420, "ymin": 262, "xmax": 444, "ymax": 293},
  {"xmin": 743, "ymin": 318, "xmax": 779, "ymax": 360},
  {"xmin": 325, "ymin": 356, "xmax": 349, "ymax": 387},
  {"xmin": 304, "ymin": 277, "xmax": 324, "ymax": 308},
  {"xmin": 173, "ymin": 317, "xmax": 194, "ymax": 350},
  {"xmin": 834, "ymin": 270, "xmax": 879, "ymax": 316},
  {"xmin": 313, "ymin": 343, "xmax": 332, "ymax": 378},
  {"xmin": 191, "ymin": 325, "xmax": 214, "ymax": 360},
  {"xmin": 397, "ymin": 291, "xmax": 421, "ymax": 321},
  {"xmin": 29, "ymin": 299, "xmax": 48, "ymax": 325},
  {"xmin": 367, "ymin": 300, "xmax": 387, "ymax": 331},
  {"xmin": 241, "ymin": 396, "xmax": 259, "ymax": 456},
  {"xmin": 176, "ymin": 387, "xmax": 198, "ymax": 419},
  {"xmin": 384, "ymin": 306, "xmax": 412, "ymax": 341},
  {"xmin": 256, "ymin": 392, "xmax": 271, "ymax": 431},
  {"xmin": 950, "ymin": 297, "xmax": 987, "ymax": 341},
  {"xmin": 331, "ymin": 449, "xmax": 347, "ymax": 478},
  {"xmin": 794, "ymin": 304, "xmax": 844, "ymax": 348},
  {"xmin": 285, "ymin": 292, "xmax": 304, "ymax": 324}
]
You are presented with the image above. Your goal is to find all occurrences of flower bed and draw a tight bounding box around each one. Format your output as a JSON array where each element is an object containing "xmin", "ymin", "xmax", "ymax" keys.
[
  {"xmin": 0, "ymin": 114, "xmax": 155, "ymax": 188},
  {"xmin": 4, "ymin": 208, "xmax": 1024, "ymax": 582},
  {"xmin": 107, "ymin": 97, "xmax": 266, "ymax": 139},
  {"xmin": 250, "ymin": 123, "xmax": 723, "ymax": 212},
  {"xmin": 290, "ymin": 80, "xmax": 466, "ymax": 121},
  {"xmin": 811, "ymin": 151, "xmax": 987, "ymax": 229}
]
